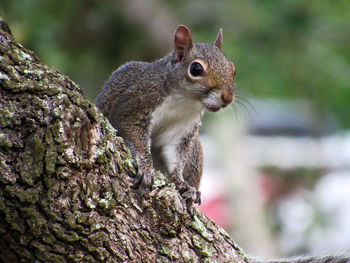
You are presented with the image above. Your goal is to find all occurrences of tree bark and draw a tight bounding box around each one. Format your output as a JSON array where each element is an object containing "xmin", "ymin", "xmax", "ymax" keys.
[{"xmin": 0, "ymin": 17, "xmax": 249, "ymax": 263}]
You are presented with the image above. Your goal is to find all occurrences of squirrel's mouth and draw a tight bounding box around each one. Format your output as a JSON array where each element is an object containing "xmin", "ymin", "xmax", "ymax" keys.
[
  {"xmin": 202, "ymin": 89, "xmax": 234, "ymax": 112},
  {"xmin": 203, "ymin": 103, "xmax": 222, "ymax": 112}
]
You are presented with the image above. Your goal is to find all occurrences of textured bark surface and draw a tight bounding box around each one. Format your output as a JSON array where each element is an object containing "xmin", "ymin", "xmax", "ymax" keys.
[{"xmin": 0, "ymin": 17, "xmax": 249, "ymax": 262}]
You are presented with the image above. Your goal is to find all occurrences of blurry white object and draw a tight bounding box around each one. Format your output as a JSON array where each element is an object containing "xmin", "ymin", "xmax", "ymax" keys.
[
  {"xmin": 276, "ymin": 171, "xmax": 350, "ymax": 254},
  {"xmin": 310, "ymin": 171, "xmax": 350, "ymax": 252}
]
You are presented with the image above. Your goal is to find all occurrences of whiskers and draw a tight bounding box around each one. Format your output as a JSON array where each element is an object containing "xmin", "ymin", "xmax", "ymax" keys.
[
  {"xmin": 172, "ymin": 84, "xmax": 257, "ymax": 123},
  {"xmin": 228, "ymin": 87, "xmax": 256, "ymax": 121}
]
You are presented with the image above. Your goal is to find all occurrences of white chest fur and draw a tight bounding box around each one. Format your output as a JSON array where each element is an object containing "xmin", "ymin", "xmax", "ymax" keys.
[{"xmin": 150, "ymin": 94, "xmax": 203, "ymax": 172}]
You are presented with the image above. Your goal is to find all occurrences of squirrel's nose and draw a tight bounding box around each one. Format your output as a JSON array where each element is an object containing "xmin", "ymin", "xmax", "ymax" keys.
[{"xmin": 221, "ymin": 90, "xmax": 234, "ymax": 106}]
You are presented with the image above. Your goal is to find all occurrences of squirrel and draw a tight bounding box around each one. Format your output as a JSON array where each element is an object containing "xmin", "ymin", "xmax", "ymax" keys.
[
  {"xmin": 95, "ymin": 25, "xmax": 350, "ymax": 263},
  {"xmin": 95, "ymin": 25, "xmax": 235, "ymax": 210}
]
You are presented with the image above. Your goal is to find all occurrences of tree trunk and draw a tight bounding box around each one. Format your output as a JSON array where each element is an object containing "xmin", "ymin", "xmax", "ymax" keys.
[{"xmin": 0, "ymin": 17, "xmax": 248, "ymax": 263}]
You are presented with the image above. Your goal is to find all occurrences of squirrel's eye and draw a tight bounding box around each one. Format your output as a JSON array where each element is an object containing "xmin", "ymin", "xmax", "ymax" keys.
[{"xmin": 189, "ymin": 62, "xmax": 204, "ymax": 77}]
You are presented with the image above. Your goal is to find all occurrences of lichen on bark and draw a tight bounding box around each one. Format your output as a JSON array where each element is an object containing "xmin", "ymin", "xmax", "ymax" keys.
[{"xmin": 0, "ymin": 16, "xmax": 249, "ymax": 262}]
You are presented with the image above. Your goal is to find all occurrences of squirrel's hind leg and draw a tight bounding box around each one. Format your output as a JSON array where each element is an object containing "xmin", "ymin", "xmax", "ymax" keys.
[{"xmin": 178, "ymin": 134, "xmax": 203, "ymax": 213}]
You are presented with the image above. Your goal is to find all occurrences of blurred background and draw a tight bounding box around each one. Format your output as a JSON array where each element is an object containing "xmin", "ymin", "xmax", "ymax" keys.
[{"xmin": 2, "ymin": 0, "xmax": 350, "ymax": 259}]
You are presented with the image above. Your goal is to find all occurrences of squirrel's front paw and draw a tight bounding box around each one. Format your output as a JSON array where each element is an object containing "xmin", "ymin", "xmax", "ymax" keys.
[
  {"xmin": 181, "ymin": 185, "xmax": 201, "ymax": 204},
  {"xmin": 132, "ymin": 169, "xmax": 153, "ymax": 197},
  {"xmin": 174, "ymin": 180, "xmax": 201, "ymax": 214}
]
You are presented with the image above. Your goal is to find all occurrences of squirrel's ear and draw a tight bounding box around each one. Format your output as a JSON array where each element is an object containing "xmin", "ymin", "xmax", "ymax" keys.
[
  {"xmin": 173, "ymin": 25, "xmax": 193, "ymax": 63},
  {"xmin": 214, "ymin": 28, "xmax": 223, "ymax": 49}
]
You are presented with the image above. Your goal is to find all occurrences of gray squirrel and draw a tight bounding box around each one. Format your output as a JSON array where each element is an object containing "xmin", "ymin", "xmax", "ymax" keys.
[
  {"xmin": 96, "ymin": 25, "xmax": 235, "ymax": 210},
  {"xmin": 95, "ymin": 25, "xmax": 350, "ymax": 263}
]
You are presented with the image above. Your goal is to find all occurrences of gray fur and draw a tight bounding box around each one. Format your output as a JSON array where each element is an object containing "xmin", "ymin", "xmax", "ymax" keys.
[{"xmin": 250, "ymin": 255, "xmax": 350, "ymax": 263}]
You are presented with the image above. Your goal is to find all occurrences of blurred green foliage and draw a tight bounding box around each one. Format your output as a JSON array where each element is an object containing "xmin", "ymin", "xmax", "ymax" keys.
[{"xmin": 1, "ymin": 0, "xmax": 350, "ymax": 128}]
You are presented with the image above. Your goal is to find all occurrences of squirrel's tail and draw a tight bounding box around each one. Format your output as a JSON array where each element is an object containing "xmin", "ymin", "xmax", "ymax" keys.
[{"xmin": 250, "ymin": 255, "xmax": 350, "ymax": 263}]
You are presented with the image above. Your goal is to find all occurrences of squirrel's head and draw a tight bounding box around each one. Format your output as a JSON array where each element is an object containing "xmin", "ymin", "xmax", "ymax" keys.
[{"xmin": 172, "ymin": 25, "xmax": 236, "ymax": 112}]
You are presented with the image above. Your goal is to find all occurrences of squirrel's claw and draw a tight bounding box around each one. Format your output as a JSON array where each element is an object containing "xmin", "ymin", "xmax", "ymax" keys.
[
  {"xmin": 183, "ymin": 188, "xmax": 201, "ymax": 216},
  {"xmin": 182, "ymin": 186, "xmax": 201, "ymax": 204},
  {"xmin": 173, "ymin": 180, "xmax": 201, "ymax": 214}
]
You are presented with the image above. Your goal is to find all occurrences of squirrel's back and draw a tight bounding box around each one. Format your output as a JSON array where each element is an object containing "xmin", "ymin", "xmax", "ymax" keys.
[{"xmin": 95, "ymin": 59, "xmax": 170, "ymax": 121}]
